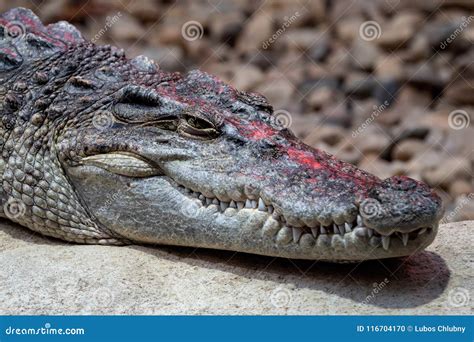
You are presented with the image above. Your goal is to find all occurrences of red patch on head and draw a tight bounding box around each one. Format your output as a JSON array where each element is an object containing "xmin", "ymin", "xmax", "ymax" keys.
[
  {"xmin": 287, "ymin": 147, "xmax": 322, "ymax": 169},
  {"xmin": 240, "ymin": 121, "xmax": 276, "ymax": 140}
]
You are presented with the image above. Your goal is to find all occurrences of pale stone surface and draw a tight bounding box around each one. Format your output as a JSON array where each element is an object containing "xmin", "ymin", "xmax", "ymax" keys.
[{"xmin": 0, "ymin": 219, "xmax": 472, "ymax": 315}]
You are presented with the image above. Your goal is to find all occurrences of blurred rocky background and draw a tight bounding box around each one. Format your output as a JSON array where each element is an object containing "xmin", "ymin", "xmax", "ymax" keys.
[{"xmin": 1, "ymin": 0, "xmax": 472, "ymax": 222}]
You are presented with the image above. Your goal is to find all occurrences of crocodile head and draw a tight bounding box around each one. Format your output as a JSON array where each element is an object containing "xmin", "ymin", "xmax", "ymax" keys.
[
  {"xmin": 1, "ymin": 8, "xmax": 443, "ymax": 261},
  {"xmin": 59, "ymin": 67, "xmax": 442, "ymax": 261}
]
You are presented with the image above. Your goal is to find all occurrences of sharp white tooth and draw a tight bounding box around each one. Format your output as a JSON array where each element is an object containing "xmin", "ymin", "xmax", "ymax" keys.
[
  {"xmin": 212, "ymin": 198, "xmax": 219, "ymax": 205},
  {"xmin": 292, "ymin": 227, "xmax": 303, "ymax": 243},
  {"xmin": 220, "ymin": 202, "xmax": 229, "ymax": 211},
  {"xmin": 245, "ymin": 199, "xmax": 252, "ymax": 208},
  {"xmin": 320, "ymin": 226, "xmax": 328, "ymax": 234},
  {"xmin": 367, "ymin": 228, "xmax": 373, "ymax": 238},
  {"xmin": 402, "ymin": 233, "xmax": 409, "ymax": 246},
  {"xmin": 237, "ymin": 201, "xmax": 244, "ymax": 210},
  {"xmin": 311, "ymin": 227, "xmax": 319, "ymax": 238},
  {"xmin": 333, "ymin": 224, "xmax": 340, "ymax": 235},
  {"xmin": 354, "ymin": 227, "xmax": 367, "ymax": 237},
  {"xmin": 229, "ymin": 200, "xmax": 237, "ymax": 208},
  {"xmin": 268, "ymin": 205, "xmax": 274, "ymax": 214},
  {"xmin": 338, "ymin": 224, "xmax": 345, "ymax": 236},
  {"xmin": 357, "ymin": 215, "xmax": 363, "ymax": 226},
  {"xmin": 382, "ymin": 235, "xmax": 390, "ymax": 250},
  {"xmin": 206, "ymin": 198, "xmax": 212, "ymax": 205},
  {"xmin": 251, "ymin": 200, "xmax": 257, "ymax": 209},
  {"xmin": 418, "ymin": 228, "xmax": 427, "ymax": 235},
  {"xmin": 258, "ymin": 198, "xmax": 266, "ymax": 211},
  {"xmin": 344, "ymin": 222, "xmax": 352, "ymax": 232}
]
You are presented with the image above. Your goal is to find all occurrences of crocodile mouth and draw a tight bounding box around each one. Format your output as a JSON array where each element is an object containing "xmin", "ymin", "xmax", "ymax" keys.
[{"xmin": 174, "ymin": 182, "xmax": 435, "ymax": 252}]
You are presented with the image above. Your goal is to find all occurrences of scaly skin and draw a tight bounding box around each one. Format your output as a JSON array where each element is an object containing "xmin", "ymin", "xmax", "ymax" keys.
[{"xmin": 0, "ymin": 8, "xmax": 443, "ymax": 261}]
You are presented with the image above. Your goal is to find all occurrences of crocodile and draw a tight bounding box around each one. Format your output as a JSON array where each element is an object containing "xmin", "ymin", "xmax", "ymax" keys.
[{"xmin": 0, "ymin": 8, "xmax": 443, "ymax": 261}]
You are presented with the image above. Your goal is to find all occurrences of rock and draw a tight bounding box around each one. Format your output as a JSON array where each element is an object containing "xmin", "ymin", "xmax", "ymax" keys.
[
  {"xmin": 444, "ymin": 79, "xmax": 474, "ymax": 105},
  {"xmin": 0, "ymin": 218, "xmax": 472, "ymax": 314},
  {"xmin": 358, "ymin": 154, "xmax": 406, "ymax": 180},
  {"xmin": 392, "ymin": 139, "xmax": 427, "ymax": 161},
  {"xmin": 109, "ymin": 14, "xmax": 146, "ymax": 42},
  {"xmin": 449, "ymin": 180, "xmax": 473, "ymax": 197},
  {"xmin": 229, "ymin": 64, "xmax": 264, "ymax": 91},
  {"xmin": 140, "ymin": 46, "xmax": 184, "ymax": 72},
  {"xmin": 336, "ymin": 17, "xmax": 363, "ymax": 43},
  {"xmin": 126, "ymin": 0, "xmax": 161, "ymax": 22},
  {"xmin": 306, "ymin": 86, "xmax": 334, "ymax": 110},
  {"xmin": 375, "ymin": 55, "xmax": 403, "ymax": 80},
  {"xmin": 255, "ymin": 73, "xmax": 294, "ymax": 110},
  {"xmin": 351, "ymin": 39, "xmax": 381, "ymax": 70},
  {"xmin": 303, "ymin": 125, "xmax": 346, "ymax": 147},
  {"xmin": 352, "ymin": 129, "xmax": 391, "ymax": 155},
  {"xmin": 209, "ymin": 12, "xmax": 244, "ymax": 44},
  {"xmin": 377, "ymin": 11, "xmax": 423, "ymax": 49},
  {"xmin": 422, "ymin": 157, "xmax": 471, "ymax": 188},
  {"xmin": 236, "ymin": 12, "xmax": 273, "ymax": 53}
]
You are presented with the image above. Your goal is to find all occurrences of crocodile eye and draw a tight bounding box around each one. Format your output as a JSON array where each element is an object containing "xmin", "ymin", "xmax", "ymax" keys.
[{"xmin": 179, "ymin": 114, "xmax": 219, "ymax": 140}]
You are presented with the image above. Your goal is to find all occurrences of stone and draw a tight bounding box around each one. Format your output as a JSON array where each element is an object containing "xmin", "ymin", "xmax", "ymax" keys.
[
  {"xmin": 449, "ymin": 180, "xmax": 473, "ymax": 197},
  {"xmin": 229, "ymin": 64, "xmax": 264, "ymax": 91},
  {"xmin": 377, "ymin": 11, "xmax": 423, "ymax": 49},
  {"xmin": 422, "ymin": 157, "xmax": 471, "ymax": 188},
  {"xmin": 236, "ymin": 12, "xmax": 273, "ymax": 53},
  {"xmin": 351, "ymin": 39, "xmax": 381, "ymax": 71},
  {"xmin": 392, "ymin": 139, "xmax": 427, "ymax": 161},
  {"xmin": 109, "ymin": 14, "xmax": 146, "ymax": 42},
  {"xmin": 0, "ymin": 218, "xmax": 472, "ymax": 314}
]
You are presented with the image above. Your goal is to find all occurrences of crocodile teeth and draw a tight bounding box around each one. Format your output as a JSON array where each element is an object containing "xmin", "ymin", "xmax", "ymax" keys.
[
  {"xmin": 333, "ymin": 224, "xmax": 340, "ymax": 235},
  {"xmin": 367, "ymin": 228, "xmax": 373, "ymax": 238},
  {"xmin": 245, "ymin": 199, "xmax": 252, "ymax": 208},
  {"xmin": 292, "ymin": 227, "xmax": 303, "ymax": 243},
  {"xmin": 311, "ymin": 227, "xmax": 319, "ymax": 238},
  {"xmin": 354, "ymin": 227, "xmax": 367, "ymax": 237},
  {"xmin": 418, "ymin": 228, "xmax": 427, "ymax": 235},
  {"xmin": 357, "ymin": 215, "xmax": 363, "ymax": 226},
  {"xmin": 338, "ymin": 224, "xmax": 345, "ymax": 236},
  {"xmin": 320, "ymin": 226, "xmax": 328, "ymax": 234},
  {"xmin": 258, "ymin": 198, "xmax": 266, "ymax": 211},
  {"xmin": 229, "ymin": 200, "xmax": 237, "ymax": 209},
  {"xmin": 237, "ymin": 201, "xmax": 244, "ymax": 210},
  {"xmin": 344, "ymin": 222, "xmax": 352, "ymax": 233},
  {"xmin": 220, "ymin": 201, "xmax": 229, "ymax": 211},
  {"xmin": 402, "ymin": 233, "xmax": 409, "ymax": 246},
  {"xmin": 212, "ymin": 198, "xmax": 219, "ymax": 205},
  {"xmin": 382, "ymin": 235, "xmax": 390, "ymax": 250},
  {"xmin": 268, "ymin": 205, "xmax": 274, "ymax": 214}
]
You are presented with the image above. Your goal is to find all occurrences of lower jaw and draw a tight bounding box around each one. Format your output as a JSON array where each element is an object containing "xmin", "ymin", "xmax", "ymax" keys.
[{"xmin": 175, "ymin": 191, "xmax": 438, "ymax": 261}]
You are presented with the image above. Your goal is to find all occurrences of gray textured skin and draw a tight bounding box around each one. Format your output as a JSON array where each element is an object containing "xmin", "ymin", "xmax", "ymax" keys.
[{"xmin": 0, "ymin": 8, "xmax": 443, "ymax": 261}]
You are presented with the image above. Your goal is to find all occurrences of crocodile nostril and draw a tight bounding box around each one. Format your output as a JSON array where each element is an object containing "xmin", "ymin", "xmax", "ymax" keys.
[{"xmin": 384, "ymin": 175, "xmax": 418, "ymax": 191}]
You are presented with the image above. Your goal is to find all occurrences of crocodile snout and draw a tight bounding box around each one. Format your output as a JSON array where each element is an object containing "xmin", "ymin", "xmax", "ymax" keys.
[{"xmin": 360, "ymin": 176, "xmax": 443, "ymax": 235}]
